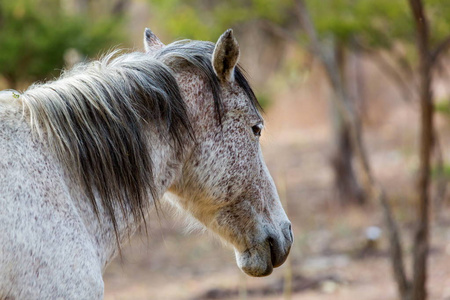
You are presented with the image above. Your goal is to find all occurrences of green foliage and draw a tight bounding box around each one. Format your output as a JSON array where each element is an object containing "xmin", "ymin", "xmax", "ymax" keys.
[
  {"xmin": 434, "ymin": 99, "xmax": 450, "ymax": 115},
  {"xmin": 255, "ymin": 92, "xmax": 272, "ymax": 110},
  {"xmin": 149, "ymin": 0, "xmax": 450, "ymax": 63},
  {"xmin": 147, "ymin": 0, "xmax": 450, "ymax": 111},
  {"xmin": 150, "ymin": 0, "xmax": 293, "ymax": 40},
  {"xmin": 306, "ymin": 0, "xmax": 414, "ymax": 48},
  {"xmin": 431, "ymin": 163, "xmax": 450, "ymax": 179},
  {"xmin": 0, "ymin": 0, "xmax": 126, "ymax": 87},
  {"xmin": 426, "ymin": 0, "xmax": 450, "ymax": 46}
]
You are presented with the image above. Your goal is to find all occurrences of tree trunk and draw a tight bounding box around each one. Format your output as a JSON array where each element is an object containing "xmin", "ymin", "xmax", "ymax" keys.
[
  {"xmin": 408, "ymin": 1, "xmax": 433, "ymax": 300},
  {"xmin": 331, "ymin": 44, "xmax": 365, "ymax": 205},
  {"xmin": 331, "ymin": 113, "xmax": 365, "ymax": 205}
]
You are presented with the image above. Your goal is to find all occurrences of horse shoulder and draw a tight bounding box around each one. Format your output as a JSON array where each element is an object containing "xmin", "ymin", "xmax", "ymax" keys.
[{"xmin": 0, "ymin": 110, "xmax": 104, "ymax": 299}]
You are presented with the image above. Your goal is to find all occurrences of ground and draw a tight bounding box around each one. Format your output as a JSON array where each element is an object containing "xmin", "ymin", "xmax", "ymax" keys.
[{"xmin": 104, "ymin": 65, "xmax": 450, "ymax": 300}]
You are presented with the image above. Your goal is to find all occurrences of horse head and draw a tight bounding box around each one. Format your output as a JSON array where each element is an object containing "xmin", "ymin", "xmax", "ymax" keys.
[{"xmin": 145, "ymin": 29, "xmax": 293, "ymax": 277}]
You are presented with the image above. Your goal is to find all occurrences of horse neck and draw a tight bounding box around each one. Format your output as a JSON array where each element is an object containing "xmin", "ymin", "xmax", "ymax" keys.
[{"xmin": 78, "ymin": 127, "xmax": 190, "ymax": 270}]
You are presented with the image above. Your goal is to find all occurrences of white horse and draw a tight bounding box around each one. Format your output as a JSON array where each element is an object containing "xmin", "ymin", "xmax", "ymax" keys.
[{"xmin": 0, "ymin": 29, "xmax": 293, "ymax": 299}]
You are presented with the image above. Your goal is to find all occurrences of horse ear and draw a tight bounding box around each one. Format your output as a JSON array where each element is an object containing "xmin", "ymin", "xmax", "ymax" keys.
[
  {"xmin": 143, "ymin": 28, "xmax": 164, "ymax": 52},
  {"xmin": 212, "ymin": 29, "xmax": 240, "ymax": 82}
]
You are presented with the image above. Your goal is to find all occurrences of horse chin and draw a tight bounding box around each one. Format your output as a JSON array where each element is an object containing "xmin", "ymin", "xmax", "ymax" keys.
[{"xmin": 234, "ymin": 245, "xmax": 273, "ymax": 277}]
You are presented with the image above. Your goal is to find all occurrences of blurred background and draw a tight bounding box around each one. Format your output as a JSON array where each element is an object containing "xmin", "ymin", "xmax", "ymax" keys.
[{"xmin": 2, "ymin": 0, "xmax": 450, "ymax": 299}]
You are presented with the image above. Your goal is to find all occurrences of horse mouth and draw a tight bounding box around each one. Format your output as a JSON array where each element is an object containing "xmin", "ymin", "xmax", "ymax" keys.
[
  {"xmin": 237, "ymin": 248, "xmax": 274, "ymax": 277},
  {"xmin": 236, "ymin": 237, "xmax": 292, "ymax": 277}
]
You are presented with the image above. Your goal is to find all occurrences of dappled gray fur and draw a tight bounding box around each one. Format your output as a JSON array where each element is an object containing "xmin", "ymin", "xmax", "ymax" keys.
[{"xmin": 20, "ymin": 51, "xmax": 193, "ymax": 239}]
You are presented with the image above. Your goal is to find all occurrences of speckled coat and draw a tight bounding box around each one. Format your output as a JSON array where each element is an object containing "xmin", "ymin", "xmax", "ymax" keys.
[{"xmin": 0, "ymin": 29, "xmax": 292, "ymax": 299}]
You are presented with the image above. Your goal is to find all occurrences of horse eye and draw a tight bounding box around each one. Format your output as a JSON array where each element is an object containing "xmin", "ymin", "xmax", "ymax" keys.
[{"xmin": 252, "ymin": 124, "xmax": 263, "ymax": 137}]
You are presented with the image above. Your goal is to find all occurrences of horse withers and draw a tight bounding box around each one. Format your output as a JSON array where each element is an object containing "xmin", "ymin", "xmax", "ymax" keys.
[{"xmin": 0, "ymin": 29, "xmax": 293, "ymax": 299}]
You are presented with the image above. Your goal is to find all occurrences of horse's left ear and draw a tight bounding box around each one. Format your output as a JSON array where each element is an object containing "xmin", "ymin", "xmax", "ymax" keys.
[
  {"xmin": 212, "ymin": 29, "xmax": 240, "ymax": 82},
  {"xmin": 144, "ymin": 28, "xmax": 165, "ymax": 52}
]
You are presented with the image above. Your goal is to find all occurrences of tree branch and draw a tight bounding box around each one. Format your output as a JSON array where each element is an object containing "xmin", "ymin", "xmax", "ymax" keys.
[
  {"xmin": 431, "ymin": 36, "xmax": 450, "ymax": 66},
  {"xmin": 257, "ymin": 19, "xmax": 298, "ymax": 44},
  {"xmin": 432, "ymin": 129, "xmax": 447, "ymax": 219},
  {"xmin": 357, "ymin": 43, "xmax": 416, "ymax": 102}
]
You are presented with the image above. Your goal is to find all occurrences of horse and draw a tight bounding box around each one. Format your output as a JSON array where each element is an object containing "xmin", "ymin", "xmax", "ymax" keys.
[{"xmin": 0, "ymin": 28, "xmax": 293, "ymax": 299}]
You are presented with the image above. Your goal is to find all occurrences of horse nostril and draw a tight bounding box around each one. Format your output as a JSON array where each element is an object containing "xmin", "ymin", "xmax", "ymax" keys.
[{"xmin": 283, "ymin": 222, "xmax": 294, "ymax": 243}]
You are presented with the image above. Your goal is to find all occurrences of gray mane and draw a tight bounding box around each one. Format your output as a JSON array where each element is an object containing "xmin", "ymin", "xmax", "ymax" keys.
[
  {"xmin": 20, "ymin": 51, "xmax": 193, "ymax": 240},
  {"xmin": 17, "ymin": 40, "xmax": 260, "ymax": 243}
]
